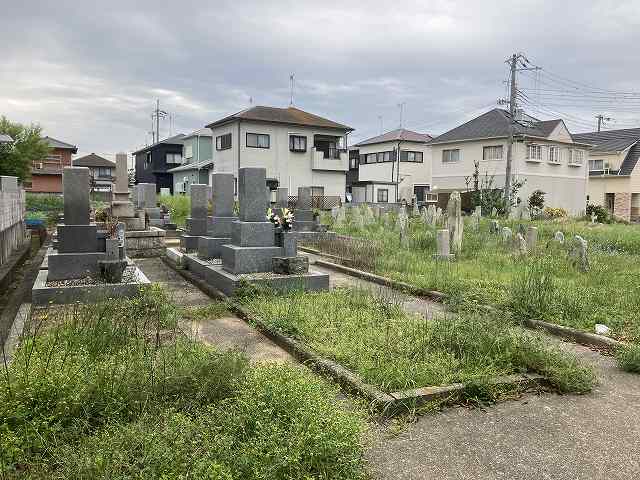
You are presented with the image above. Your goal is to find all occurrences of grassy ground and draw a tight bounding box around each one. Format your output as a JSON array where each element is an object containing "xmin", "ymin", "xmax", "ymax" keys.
[
  {"xmin": 0, "ymin": 286, "xmax": 367, "ymax": 479},
  {"xmin": 311, "ymin": 210, "xmax": 640, "ymax": 345},
  {"xmin": 240, "ymin": 287, "xmax": 594, "ymax": 394}
]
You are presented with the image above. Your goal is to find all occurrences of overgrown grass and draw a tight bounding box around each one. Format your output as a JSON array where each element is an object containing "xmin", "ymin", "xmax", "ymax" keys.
[
  {"xmin": 240, "ymin": 287, "xmax": 595, "ymax": 394},
  {"xmin": 159, "ymin": 194, "xmax": 190, "ymax": 227},
  {"xmin": 615, "ymin": 344, "xmax": 640, "ymax": 373},
  {"xmin": 311, "ymin": 210, "xmax": 640, "ymax": 344},
  {"xmin": 1, "ymin": 286, "xmax": 367, "ymax": 479},
  {"xmin": 180, "ymin": 301, "xmax": 231, "ymax": 320}
]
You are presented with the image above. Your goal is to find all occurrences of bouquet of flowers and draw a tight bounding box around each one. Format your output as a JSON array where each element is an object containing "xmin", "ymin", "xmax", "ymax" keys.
[{"xmin": 266, "ymin": 207, "xmax": 294, "ymax": 231}]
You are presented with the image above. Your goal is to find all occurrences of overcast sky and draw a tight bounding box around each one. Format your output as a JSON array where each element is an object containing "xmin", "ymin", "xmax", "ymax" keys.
[{"xmin": 2, "ymin": 0, "xmax": 640, "ymax": 159}]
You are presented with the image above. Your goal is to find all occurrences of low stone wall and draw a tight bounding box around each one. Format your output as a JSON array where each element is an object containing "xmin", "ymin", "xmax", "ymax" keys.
[
  {"xmin": 0, "ymin": 178, "xmax": 26, "ymax": 267},
  {"xmin": 125, "ymin": 227, "xmax": 166, "ymax": 257}
]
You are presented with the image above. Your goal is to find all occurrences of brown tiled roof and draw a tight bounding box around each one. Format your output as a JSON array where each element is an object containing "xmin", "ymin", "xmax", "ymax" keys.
[
  {"xmin": 73, "ymin": 153, "xmax": 115, "ymax": 168},
  {"xmin": 354, "ymin": 128, "xmax": 432, "ymax": 147},
  {"xmin": 206, "ymin": 106, "xmax": 353, "ymax": 131}
]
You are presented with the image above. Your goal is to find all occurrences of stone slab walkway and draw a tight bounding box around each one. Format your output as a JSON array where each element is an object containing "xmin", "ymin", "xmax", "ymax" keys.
[
  {"xmin": 135, "ymin": 258, "xmax": 293, "ymax": 364},
  {"xmin": 303, "ymin": 252, "xmax": 443, "ymax": 318},
  {"xmin": 367, "ymin": 341, "xmax": 640, "ymax": 480}
]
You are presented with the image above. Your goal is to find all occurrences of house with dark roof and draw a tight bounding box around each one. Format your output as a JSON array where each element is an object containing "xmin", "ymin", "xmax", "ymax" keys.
[
  {"xmin": 205, "ymin": 105, "xmax": 353, "ymax": 203},
  {"xmin": 73, "ymin": 153, "xmax": 116, "ymax": 194},
  {"xmin": 27, "ymin": 136, "xmax": 78, "ymax": 193},
  {"xmin": 429, "ymin": 108, "xmax": 590, "ymax": 214},
  {"xmin": 167, "ymin": 128, "xmax": 213, "ymax": 195},
  {"xmin": 573, "ymin": 128, "xmax": 640, "ymax": 221},
  {"xmin": 348, "ymin": 129, "xmax": 433, "ymax": 204},
  {"xmin": 133, "ymin": 134, "xmax": 185, "ymax": 194}
]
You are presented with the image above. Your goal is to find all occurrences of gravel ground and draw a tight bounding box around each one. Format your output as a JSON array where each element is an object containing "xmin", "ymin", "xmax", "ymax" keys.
[{"xmin": 45, "ymin": 266, "xmax": 138, "ymax": 287}]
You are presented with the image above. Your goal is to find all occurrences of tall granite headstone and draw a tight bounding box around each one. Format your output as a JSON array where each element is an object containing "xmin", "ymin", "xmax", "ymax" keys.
[
  {"xmin": 198, "ymin": 173, "xmax": 237, "ymax": 259},
  {"xmin": 181, "ymin": 183, "xmax": 209, "ymax": 252},
  {"xmin": 293, "ymin": 186, "xmax": 315, "ymax": 231},
  {"xmin": 276, "ymin": 187, "xmax": 288, "ymax": 210}
]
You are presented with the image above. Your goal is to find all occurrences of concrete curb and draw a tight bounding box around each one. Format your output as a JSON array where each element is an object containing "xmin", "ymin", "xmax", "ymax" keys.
[
  {"xmin": 2, "ymin": 303, "xmax": 30, "ymax": 366},
  {"xmin": 162, "ymin": 253, "xmax": 551, "ymax": 415},
  {"xmin": 301, "ymin": 247, "xmax": 628, "ymax": 354}
]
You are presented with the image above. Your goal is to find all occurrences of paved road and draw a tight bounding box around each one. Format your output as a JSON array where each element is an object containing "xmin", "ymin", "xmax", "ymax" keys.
[
  {"xmin": 135, "ymin": 257, "xmax": 293, "ymax": 363},
  {"xmin": 367, "ymin": 342, "xmax": 640, "ymax": 480}
]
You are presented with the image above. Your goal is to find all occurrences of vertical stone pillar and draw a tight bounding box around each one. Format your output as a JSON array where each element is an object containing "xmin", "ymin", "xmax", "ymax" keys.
[
  {"xmin": 186, "ymin": 184, "xmax": 209, "ymax": 235},
  {"xmin": 526, "ymin": 226, "xmax": 538, "ymax": 251},
  {"xmin": 293, "ymin": 186, "xmax": 315, "ymax": 231},
  {"xmin": 138, "ymin": 183, "xmax": 156, "ymax": 209},
  {"xmin": 114, "ymin": 153, "xmax": 128, "ymax": 194},
  {"xmin": 613, "ymin": 192, "xmax": 631, "ymax": 221},
  {"xmin": 212, "ymin": 173, "xmax": 235, "ymax": 217},
  {"xmin": 238, "ymin": 168, "xmax": 268, "ymax": 222},
  {"xmin": 276, "ymin": 187, "xmax": 288, "ymax": 210},
  {"xmin": 433, "ymin": 229, "xmax": 454, "ymax": 260},
  {"xmin": 63, "ymin": 167, "xmax": 90, "ymax": 225}
]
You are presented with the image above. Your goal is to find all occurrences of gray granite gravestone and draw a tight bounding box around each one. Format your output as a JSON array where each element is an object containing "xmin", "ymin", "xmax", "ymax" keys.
[
  {"xmin": 433, "ymin": 229, "xmax": 454, "ymax": 260},
  {"xmin": 111, "ymin": 153, "xmax": 135, "ymax": 218},
  {"xmin": 293, "ymin": 186, "xmax": 315, "ymax": 231},
  {"xmin": 181, "ymin": 183, "xmax": 209, "ymax": 252},
  {"xmin": 198, "ymin": 173, "xmax": 237, "ymax": 259},
  {"xmin": 221, "ymin": 168, "xmax": 282, "ymax": 273},
  {"xmin": 276, "ymin": 187, "xmax": 288, "ymax": 210}
]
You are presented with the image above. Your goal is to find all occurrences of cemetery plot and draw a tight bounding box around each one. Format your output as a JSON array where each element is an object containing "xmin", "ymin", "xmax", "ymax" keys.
[
  {"xmin": 1, "ymin": 287, "xmax": 367, "ymax": 478},
  {"xmin": 240, "ymin": 287, "xmax": 595, "ymax": 396},
  {"xmin": 312, "ymin": 205, "xmax": 640, "ymax": 353}
]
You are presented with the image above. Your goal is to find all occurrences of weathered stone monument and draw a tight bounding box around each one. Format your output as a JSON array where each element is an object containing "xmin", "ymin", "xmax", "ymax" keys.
[
  {"xmin": 180, "ymin": 168, "xmax": 329, "ymax": 295},
  {"xmin": 501, "ymin": 226, "xmax": 513, "ymax": 243},
  {"xmin": 198, "ymin": 174, "xmax": 236, "ymax": 259},
  {"xmin": 276, "ymin": 187, "xmax": 288, "ymax": 210},
  {"xmin": 526, "ymin": 226, "xmax": 538, "ymax": 251},
  {"xmin": 181, "ymin": 184, "xmax": 210, "ymax": 252},
  {"xmin": 490, "ymin": 220, "xmax": 500, "ymax": 234},
  {"xmin": 293, "ymin": 187, "xmax": 315, "ymax": 231},
  {"xmin": 553, "ymin": 231, "xmax": 565, "ymax": 244},
  {"xmin": 447, "ymin": 191, "xmax": 463, "ymax": 254},
  {"xmin": 433, "ymin": 229, "xmax": 454, "ymax": 261},
  {"xmin": 111, "ymin": 153, "xmax": 135, "ymax": 219},
  {"xmin": 33, "ymin": 167, "xmax": 149, "ymax": 304},
  {"xmin": 514, "ymin": 232, "xmax": 527, "ymax": 255},
  {"xmin": 569, "ymin": 235, "xmax": 589, "ymax": 272}
]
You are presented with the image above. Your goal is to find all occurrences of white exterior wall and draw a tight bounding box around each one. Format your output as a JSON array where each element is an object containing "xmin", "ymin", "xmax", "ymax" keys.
[
  {"xmin": 211, "ymin": 120, "xmax": 348, "ymax": 200},
  {"xmin": 431, "ymin": 136, "xmax": 588, "ymax": 214},
  {"xmin": 357, "ymin": 140, "xmax": 431, "ymax": 202}
]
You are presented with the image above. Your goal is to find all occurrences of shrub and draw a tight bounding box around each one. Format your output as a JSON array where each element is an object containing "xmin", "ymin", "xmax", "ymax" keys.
[
  {"xmin": 159, "ymin": 194, "xmax": 190, "ymax": 227},
  {"xmin": 543, "ymin": 206, "xmax": 567, "ymax": 219},
  {"xmin": 25, "ymin": 193, "xmax": 63, "ymax": 212},
  {"xmin": 585, "ymin": 203, "xmax": 609, "ymax": 223},
  {"xmin": 528, "ymin": 190, "xmax": 545, "ymax": 218}
]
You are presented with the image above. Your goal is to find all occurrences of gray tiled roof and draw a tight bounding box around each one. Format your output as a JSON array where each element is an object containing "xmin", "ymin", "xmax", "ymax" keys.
[
  {"xmin": 206, "ymin": 106, "xmax": 353, "ymax": 131},
  {"xmin": 573, "ymin": 128, "xmax": 640, "ymax": 152},
  {"xmin": 44, "ymin": 136, "xmax": 78, "ymax": 152},
  {"xmin": 428, "ymin": 109, "xmax": 566, "ymax": 144},
  {"xmin": 73, "ymin": 153, "xmax": 116, "ymax": 168},
  {"xmin": 353, "ymin": 128, "xmax": 432, "ymax": 147}
]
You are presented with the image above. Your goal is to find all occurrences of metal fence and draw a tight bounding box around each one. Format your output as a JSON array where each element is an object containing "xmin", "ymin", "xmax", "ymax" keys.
[{"xmin": 286, "ymin": 195, "xmax": 342, "ymax": 210}]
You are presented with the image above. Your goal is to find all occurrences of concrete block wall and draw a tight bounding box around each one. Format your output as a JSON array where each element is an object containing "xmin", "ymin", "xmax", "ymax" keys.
[{"xmin": 0, "ymin": 177, "xmax": 26, "ymax": 266}]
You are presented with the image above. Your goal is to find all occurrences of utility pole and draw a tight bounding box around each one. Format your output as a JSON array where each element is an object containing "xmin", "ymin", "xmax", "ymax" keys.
[
  {"xmin": 595, "ymin": 114, "xmax": 612, "ymax": 132},
  {"xmin": 501, "ymin": 53, "xmax": 540, "ymax": 212},
  {"xmin": 398, "ymin": 103, "xmax": 405, "ymax": 128},
  {"xmin": 151, "ymin": 99, "xmax": 167, "ymax": 143}
]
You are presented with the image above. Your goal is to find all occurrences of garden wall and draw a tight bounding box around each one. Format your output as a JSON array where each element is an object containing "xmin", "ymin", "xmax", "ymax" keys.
[{"xmin": 0, "ymin": 176, "xmax": 27, "ymax": 267}]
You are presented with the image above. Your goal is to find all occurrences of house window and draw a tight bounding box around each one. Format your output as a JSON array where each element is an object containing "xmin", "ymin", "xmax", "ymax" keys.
[
  {"xmin": 400, "ymin": 151, "xmax": 423, "ymax": 163},
  {"xmin": 589, "ymin": 159, "xmax": 604, "ymax": 171},
  {"xmin": 483, "ymin": 145, "xmax": 503, "ymax": 160},
  {"xmin": 289, "ymin": 135, "xmax": 307, "ymax": 152},
  {"xmin": 216, "ymin": 133, "xmax": 232, "ymax": 150},
  {"xmin": 548, "ymin": 146, "xmax": 560, "ymax": 163},
  {"xmin": 97, "ymin": 167, "xmax": 111, "ymax": 178},
  {"xmin": 377, "ymin": 152, "xmax": 385, "ymax": 163},
  {"xmin": 247, "ymin": 133, "xmax": 270, "ymax": 149},
  {"xmin": 367, "ymin": 153, "xmax": 377, "ymax": 164},
  {"xmin": 185, "ymin": 144, "xmax": 193, "ymax": 159},
  {"xmin": 377, "ymin": 189, "xmax": 389, "ymax": 203},
  {"xmin": 349, "ymin": 157, "xmax": 358, "ymax": 170},
  {"xmin": 166, "ymin": 153, "xmax": 183, "ymax": 164},
  {"xmin": 527, "ymin": 144, "xmax": 542, "ymax": 160},
  {"xmin": 383, "ymin": 151, "xmax": 391, "ymax": 162},
  {"xmin": 442, "ymin": 149, "xmax": 460, "ymax": 163},
  {"xmin": 144, "ymin": 152, "xmax": 151, "ymax": 169},
  {"xmin": 359, "ymin": 154, "xmax": 366, "ymax": 165},
  {"xmin": 570, "ymin": 149, "xmax": 584, "ymax": 165}
]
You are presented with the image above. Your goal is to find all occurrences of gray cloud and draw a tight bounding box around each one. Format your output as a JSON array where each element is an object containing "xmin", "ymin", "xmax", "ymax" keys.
[{"xmin": 1, "ymin": 0, "xmax": 639, "ymax": 157}]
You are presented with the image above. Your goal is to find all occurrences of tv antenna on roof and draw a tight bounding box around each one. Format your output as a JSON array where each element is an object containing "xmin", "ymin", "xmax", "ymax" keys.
[{"xmin": 290, "ymin": 74, "xmax": 295, "ymax": 106}]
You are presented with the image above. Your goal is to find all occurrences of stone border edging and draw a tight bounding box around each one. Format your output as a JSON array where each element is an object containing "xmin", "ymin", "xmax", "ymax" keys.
[
  {"xmin": 161, "ymin": 253, "xmax": 550, "ymax": 415},
  {"xmin": 301, "ymin": 247, "xmax": 626, "ymax": 353},
  {"xmin": 2, "ymin": 303, "xmax": 30, "ymax": 366}
]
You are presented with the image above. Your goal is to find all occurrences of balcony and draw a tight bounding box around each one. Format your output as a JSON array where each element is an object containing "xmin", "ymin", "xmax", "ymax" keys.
[
  {"xmin": 32, "ymin": 159, "xmax": 64, "ymax": 174},
  {"xmin": 312, "ymin": 148, "xmax": 348, "ymax": 171}
]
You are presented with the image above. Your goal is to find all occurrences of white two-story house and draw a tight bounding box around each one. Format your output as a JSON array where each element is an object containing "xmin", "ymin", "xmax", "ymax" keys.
[
  {"xmin": 205, "ymin": 106, "xmax": 353, "ymax": 204},
  {"xmin": 348, "ymin": 129, "xmax": 433, "ymax": 204},
  {"xmin": 429, "ymin": 108, "xmax": 590, "ymax": 214}
]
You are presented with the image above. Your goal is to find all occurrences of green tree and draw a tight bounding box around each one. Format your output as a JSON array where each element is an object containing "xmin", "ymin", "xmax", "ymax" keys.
[{"xmin": 0, "ymin": 116, "xmax": 50, "ymax": 181}]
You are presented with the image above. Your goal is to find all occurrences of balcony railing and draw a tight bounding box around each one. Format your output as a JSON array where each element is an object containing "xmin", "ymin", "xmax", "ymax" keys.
[{"xmin": 312, "ymin": 148, "xmax": 348, "ymax": 171}]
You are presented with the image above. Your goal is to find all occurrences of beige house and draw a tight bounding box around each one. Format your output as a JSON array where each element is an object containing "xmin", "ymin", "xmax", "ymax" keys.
[
  {"xmin": 429, "ymin": 108, "xmax": 590, "ymax": 214},
  {"xmin": 573, "ymin": 128, "xmax": 640, "ymax": 221},
  {"xmin": 205, "ymin": 106, "xmax": 353, "ymax": 204},
  {"xmin": 349, "ymin": 129, "xmax": 433, "ymax": 204}
]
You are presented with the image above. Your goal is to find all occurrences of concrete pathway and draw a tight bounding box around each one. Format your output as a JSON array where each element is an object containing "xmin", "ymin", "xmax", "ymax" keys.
[
  {"xmin": 303, "ymin": 252, "xmax": 443, "ymax": 318},
  {"xmin": 135, "ymin": 257, "xmax": 293, "ymax": 363},
  {"xmin": 367, "ymin": 342, "xmax": 640, "ymax": 480}
]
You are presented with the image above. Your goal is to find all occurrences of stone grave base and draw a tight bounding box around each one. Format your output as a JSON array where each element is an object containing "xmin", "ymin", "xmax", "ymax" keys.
[
  {"xmin": 111, "ymin": 201, "xmax": 135, "ymax": 218},
  {"xmin": 198, "ymin": 236, "xmax": 231, "ymax": 259},
  {"xmin": 183, "ymin": 254, "xmax": 329, "ymax": 296},
  {"xmin": 181, "ymin": 234, "xmax": 202, "ymax": 252},
  {"xmin": 293, "ymin": 220, "xmax": 316, "ymax": 232},
  {"xmin": 121, "ymin": 216, "xmax": 146, "ymax": 231},
  {"xmin": 47, "ymin": 251, "xmax": 106, "ymax": 280},
  {"xmin": 126, "ymin": 227, "xmax": 166, "ymax": 258},
  {"xmin": 32, "ymin": 262, "xmax": 151, "ymax": 306},
  {"xmin": 288, "ymin": 230, "xmax": 337, "ymax": 242}
]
